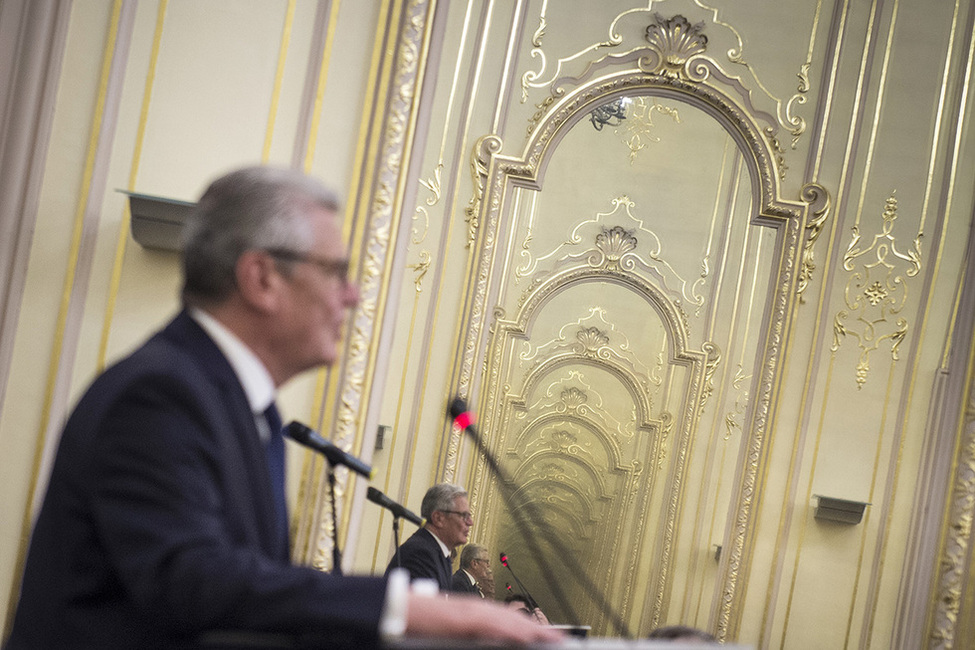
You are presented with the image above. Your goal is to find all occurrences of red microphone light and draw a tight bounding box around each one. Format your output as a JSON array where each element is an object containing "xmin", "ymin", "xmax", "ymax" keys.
[
  {"xmin": 500, "ymin": 552, "xmax": 509, "ymax": 567},
  {"xmin": 453, "ymin": 411, "xmax": 473, "ymax": 430}
]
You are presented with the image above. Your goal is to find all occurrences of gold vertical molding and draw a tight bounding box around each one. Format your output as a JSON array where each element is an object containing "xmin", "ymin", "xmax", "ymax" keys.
[
  {"xmin": 842, "ymin": 361, "xmax": 897, "ymax": 648},
  {"xmin": 403, "ymin": 0, "xmax": 475, "ymax": 494},
  {"xmin": 301, "ymin": 0, "xmax": 438, "ymax": 571},
  {"xmin": 301, "ymin": 0, "xmax": 342, "ymax": 173},
  {"xmin": 97, "ymin": 0, "xmax": 169, "ymax": 371},
  {"xmin": 925, "ymin": 333, "xmax": 975, "ymax": 648},
  {"xmin": 292, "ymin": 0, "xmax": 343, "ymax": 566},
  {"xmin": 865, "ymin": 0, "xmax": 968, "ymax": 641},
  {"xmin": 261, "ymin": 0, "xmax": 296, "ymax": 162},
  {"xmin": 922, "ymin": 0, "xmax": 975, "ymax": 643},
  {"xmin": 779, "ymin": 351, "xmax": 838, "ymax": 647},
  {"xmin": 10, "ymin": 0, "xmax": 133, "ymax": 634},
  {"xmin": 294, "ymin": 0, "xmax": 396, "ymax": 568},
  {"xmin": 757, "ymin": 0, "xmax": 860, "ymax": 646},
  {"xmin": 32, "ymin": 0, "xmax": 124, "ymax": 492},
  {"xmin": 436, "ymin": 0, "xmax": 505, "ymax": 484}
]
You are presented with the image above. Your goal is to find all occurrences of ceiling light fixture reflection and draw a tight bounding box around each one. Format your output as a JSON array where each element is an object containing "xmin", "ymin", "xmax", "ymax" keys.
[{"xmin": 590, "ymin": 97, "xmax": 630, "ymax": 131}]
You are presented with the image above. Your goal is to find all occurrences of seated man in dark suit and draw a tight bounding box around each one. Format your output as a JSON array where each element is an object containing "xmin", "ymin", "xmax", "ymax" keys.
[
  {"xmin": 5, "ymin": 166, "xmax": 561, "ymax": 649},
  {"xmin": 451, "ymin": 544, "xmax": 492, "ymax": 597},
  {"xmin": 385, "ymin": 483, "xmax": 472, "ymax": 592}
]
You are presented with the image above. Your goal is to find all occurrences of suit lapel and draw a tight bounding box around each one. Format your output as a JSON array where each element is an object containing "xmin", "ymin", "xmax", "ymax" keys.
[{"xmin": 162, "ymin": 311, "xmax": 287, "ymax": 560}]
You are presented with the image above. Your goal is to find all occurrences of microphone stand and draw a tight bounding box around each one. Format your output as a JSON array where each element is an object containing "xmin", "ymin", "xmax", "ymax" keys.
[
  {"xmin": 392, "ymin": 516, "xmax": 403, "ymax": 568},
  {"xmin": 451, "ymin": 399, "xmax": 631, "ymax": 638},
  {"xmin": 501, "ymin": 554, "xmax": 540, "ymax": 611},
  {"xmin": 326, "ymin": 466, "xmax": 343, "ymax": 575}
]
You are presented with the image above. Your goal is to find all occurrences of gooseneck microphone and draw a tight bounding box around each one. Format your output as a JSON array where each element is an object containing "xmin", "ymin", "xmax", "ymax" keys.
[
  {"xmin": 284, "ymin": 421, "xmax": 374, "ymax": 479},
  {"xmin": 449, "ymin": 398, "xmax": 630, "ymax": 638},
  {"xmin": 366, "ymin": 487, "xmax": 425, "ymax": 527},
  {"xmin": 499, "ymin": 552, "xmax": 540, "ymax": 611}
]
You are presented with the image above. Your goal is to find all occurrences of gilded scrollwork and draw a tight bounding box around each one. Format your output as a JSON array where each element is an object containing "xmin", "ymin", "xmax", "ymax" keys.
[
  {"xmin": 456, "ymin": 10, "xmax": 809, "ymax": 635},
  {"xmin": 797, "ymin": 182, "xmax": 831, "ymax": 303},
  {"xmin": 617, "ymin": 96, "xmax": 683, "ymax": 162},
  {"xmin": 517, "ymin": 196, "xmax": 705, "ymax": 319},
  {"xmin": 832, "ymin": 194, "xmax": 921, "ymax": 389},
  {"xmin": 412, "ymin": 162, "xmax": 441, "ymax": 244},
  {"xmin": 465, "ymin": 135, "xmax": 502, "ymax": 248},
  {"xmin": 301, "ymin": 0, "xmax": 432, "ymax": 569},
  {"xmin": 693, "ymin": 0, "xmax": 808, "ymax": 148},
  {"xmin": 521, "ymin": 6, "xmax": 807, "ymax": 162},
  {"xmin": 407, "ymin": 251, "xmax": 431, "ymax": 293},
  {"xmin": 724, "ymin": 364, "xmax": 751, "ymax": 440},
  {"xmin": 699, "ymin": 341, "xmax": 722, "ymax": 416}
]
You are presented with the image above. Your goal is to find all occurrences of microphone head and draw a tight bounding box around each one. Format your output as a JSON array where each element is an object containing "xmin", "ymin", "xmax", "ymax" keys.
[
  {"xmin": 448, "ymin": 398, "xmax": 467, "ymax": 419},
  {"xmin": 366, "ymin": 486, "xmax": 382, "ymax": 502},
  {"xmin": 500, "ymin": 552, "xmax": 508, "ymax": 567},
  {"xmin": 284, "ymin": 421, "xmax": 311, "ymax": 443}
]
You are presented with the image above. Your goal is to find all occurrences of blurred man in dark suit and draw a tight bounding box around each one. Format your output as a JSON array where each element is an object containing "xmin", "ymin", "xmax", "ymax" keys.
[
  {"xmin": 452, "ymin": 544, "xmax": 492, "ymax": 597},
  {"xmin": 5, "ymin": 166, "xmax": 561, "ymax": 649}
]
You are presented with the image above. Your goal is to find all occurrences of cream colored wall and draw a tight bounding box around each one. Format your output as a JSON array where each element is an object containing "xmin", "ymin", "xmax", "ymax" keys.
[
  {"xmin": 2, "ymin": 1, "xmax": 975, "ymax": 649},
  {"xmin": 0, "ymin": 0, "xmax": 385, "ymax": 632}
]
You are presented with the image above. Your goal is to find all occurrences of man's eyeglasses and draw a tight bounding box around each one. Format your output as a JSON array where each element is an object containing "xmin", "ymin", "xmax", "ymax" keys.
[
  {"xmin": 264, "ymin": 248, "xmax": 350, "ymax": 284},
  {"xmin": 441, "ymin": 510, "xmax": 474, "ymax": 523}
]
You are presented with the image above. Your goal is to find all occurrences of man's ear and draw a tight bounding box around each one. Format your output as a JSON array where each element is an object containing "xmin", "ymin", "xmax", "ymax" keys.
[{"xmin": 235, "ymin": 250, "xmax": 282, "ymax": 313}]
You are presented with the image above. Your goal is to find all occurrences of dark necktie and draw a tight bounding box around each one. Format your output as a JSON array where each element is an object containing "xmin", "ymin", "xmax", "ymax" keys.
[{"xmin": 263, "ymin": 403, "xmax": 288, "ymax": 549}]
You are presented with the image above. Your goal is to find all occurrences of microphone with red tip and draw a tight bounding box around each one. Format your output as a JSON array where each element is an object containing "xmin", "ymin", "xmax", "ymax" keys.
[
  {"xmin": 449, "ymin": 397, "xmax": 630, "ymax": 638},
  {"xmin": 284, "ymin": 421, "xmax": 373, "ymax": 479},
  {"xmin": 499, "ymin": 552, "xmax": 540, "ymax": 611}
]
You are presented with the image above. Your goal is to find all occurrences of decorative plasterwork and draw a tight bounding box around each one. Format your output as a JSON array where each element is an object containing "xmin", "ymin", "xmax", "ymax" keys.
[
  {"xmin": 516, "ymin": 196, "xmax": 704, "ymax": 324},
  {"xmin": 928, "ymin": 381, "xmax": 975, "ymax": 648},
  {"xmin": 831, "ymin": 195, "xmax": 922, "ymax": 389},
  {"xmin": 520, "ymin": 10, "xmax": 807, "ymax": 157},
  {"xmin": 616, "ymin": 96, "xmax": 683, "ymax": 163},
  {"xmin": 296, "ymin": 0, "xmax": 433, "ymax": 572},
  {"xmin": 797, "ymin": 183, "xmax": 831, "ymax": 303},
  {"xmin": 455, "ymin": 15, "xmax": 811, "ymax": 638}
]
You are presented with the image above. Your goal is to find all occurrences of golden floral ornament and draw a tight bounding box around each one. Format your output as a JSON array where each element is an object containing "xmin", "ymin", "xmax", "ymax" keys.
[{"xmin": 832, "ymin": 193, "xmax": 920, "ymax": 389}]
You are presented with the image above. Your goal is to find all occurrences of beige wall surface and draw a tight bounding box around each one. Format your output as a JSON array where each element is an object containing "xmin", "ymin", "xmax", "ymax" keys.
[{"xmin": 2, "ymin": 1, "xmax": 975, "ymax": 649}]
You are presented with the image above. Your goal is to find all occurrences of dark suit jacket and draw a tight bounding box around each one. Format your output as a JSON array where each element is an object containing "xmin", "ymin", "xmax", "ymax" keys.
[
  {"xmin": 451, "ymin": 569, "xmax": 480, "ymax": 596},
  {"xmin": 7, "ymin": 311, "xmax": 387, "ymax": 649},
  {"xmin": 385, "ymin": 528, "xmax": 452, "ymax": 592}
]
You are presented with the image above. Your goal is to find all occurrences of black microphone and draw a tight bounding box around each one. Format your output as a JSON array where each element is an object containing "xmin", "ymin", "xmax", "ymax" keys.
[
  {"xmin": 499, "ymin": 552, "xmax": 540, "ymax": 611},
  {"xmin": 366, "ymin": 487, "xmax": 425, "ymax": 527},
  {"xmin": 284, "ymin": 421, "xmax": 374, "ymax": 479},
  {"xmin": 449, "ymin": 397, "xmax": 630, "ymax": 638}
]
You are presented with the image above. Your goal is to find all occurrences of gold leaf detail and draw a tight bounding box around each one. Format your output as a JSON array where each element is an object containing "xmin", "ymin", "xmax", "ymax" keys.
[{"xmin": 644, "ymin": 14, "xmax": 708, "ymax": 78}]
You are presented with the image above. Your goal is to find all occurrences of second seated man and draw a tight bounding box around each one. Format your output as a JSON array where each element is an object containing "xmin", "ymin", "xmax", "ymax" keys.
[{"xmin": 386, "ymin": 483, "xmax": 472, "ymax": 592}]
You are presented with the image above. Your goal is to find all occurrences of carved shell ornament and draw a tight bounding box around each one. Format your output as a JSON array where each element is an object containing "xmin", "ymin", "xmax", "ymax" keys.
[
  {"xmin": 577, "ymin": 326, "xmax": 610, "ymax": 354},
  {"xmin": 644, "ymin": 14, "xmax": 709, "ymax": 78},
  {"xmin": 596, "ymin": 226, "xmax": 639, "ymax": 266}
]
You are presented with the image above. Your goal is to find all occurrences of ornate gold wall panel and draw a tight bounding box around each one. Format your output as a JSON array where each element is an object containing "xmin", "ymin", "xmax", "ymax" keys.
[{"xmin": 448, "ymin": 10, "xmax": 817, "ymax": 638}]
